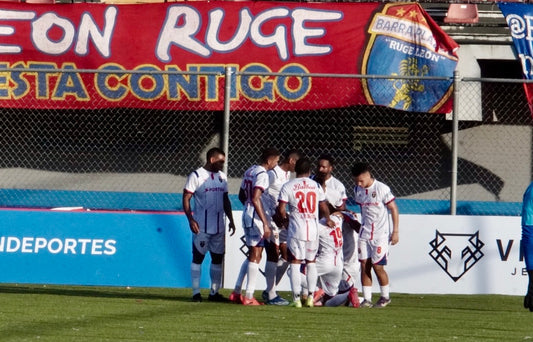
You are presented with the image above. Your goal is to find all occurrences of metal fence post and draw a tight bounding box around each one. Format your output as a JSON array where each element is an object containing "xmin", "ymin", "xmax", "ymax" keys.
[
  {"xmin": 450, "ymin": 70, "xmax": 460, "ymax": 215},
  {"xmin": 223, "ymin": 66, "xmax": 233, "ymax": 175}
]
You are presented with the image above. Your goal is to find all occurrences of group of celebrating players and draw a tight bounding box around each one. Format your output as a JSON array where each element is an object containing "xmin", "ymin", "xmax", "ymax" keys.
[{"xmin": 183, "ymin": 147, "xmax": 399, "ymax": 308}]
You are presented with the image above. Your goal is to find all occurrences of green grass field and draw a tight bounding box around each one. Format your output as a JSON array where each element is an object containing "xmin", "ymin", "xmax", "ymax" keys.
[{"xmin": 0, "ymin": 284, "xmax": 530, "ymax": 341}]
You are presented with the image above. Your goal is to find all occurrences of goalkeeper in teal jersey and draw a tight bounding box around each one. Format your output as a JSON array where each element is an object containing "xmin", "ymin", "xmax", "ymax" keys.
[{"xmin": 521, "ymin": 182, "xmax": 533, "ymax": 311}]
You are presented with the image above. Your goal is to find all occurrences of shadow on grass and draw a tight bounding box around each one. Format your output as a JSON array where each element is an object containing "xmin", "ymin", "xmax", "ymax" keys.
[{"xmin": 0, "ymin": 284, "xmax": 197, "ymax": 302}]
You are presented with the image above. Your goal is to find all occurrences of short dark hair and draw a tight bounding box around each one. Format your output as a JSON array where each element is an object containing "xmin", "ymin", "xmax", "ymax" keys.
[
  {"xmin": 351, "ymin": 162, "xmax": 372, "ymax": 177},
  {"xmin": 295, "ymin": 157, "xmax": 312, "ymax": 175},
  {"xmin": 282, "ymin": 149, "xmax": 302, "ymax": 163},
  {"xmin": 206, "ymin": 147, "xmax": 225, "ymax": 160},
  {"xmin": 260, "ymin": 147, "xmax": 281, "ymax": 164},
  {"xmin": 318, "ymin": 154, "xmax": 335, "ymax": 166}
]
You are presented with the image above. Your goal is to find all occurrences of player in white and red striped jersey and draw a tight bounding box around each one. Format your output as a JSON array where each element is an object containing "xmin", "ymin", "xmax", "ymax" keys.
[
  {"xmin": 183, "ymin": 147, "xmax": 236, "ymax": 303},
  {"xmin": 352, "ymin": 162, "xmax": 399, "ymax": 308},
  {"xmin": 278, "ymin": 157, "xmax": 334, "ymax": 307},
  {"xmin": 237, "ymin": 147, "xmax": 281, "ymax": 306}
]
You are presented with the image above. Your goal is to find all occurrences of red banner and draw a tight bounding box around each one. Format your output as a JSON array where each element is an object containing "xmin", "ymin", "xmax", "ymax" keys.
[{"xmin": 0, "ymin": 2, "xmax": 458, "ymax": 112}]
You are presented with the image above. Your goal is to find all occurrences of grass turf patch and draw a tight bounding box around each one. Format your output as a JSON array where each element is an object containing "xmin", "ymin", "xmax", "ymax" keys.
[{"xmin": 0, "ymin": 284, "xmax": 530, "ymax": 341}]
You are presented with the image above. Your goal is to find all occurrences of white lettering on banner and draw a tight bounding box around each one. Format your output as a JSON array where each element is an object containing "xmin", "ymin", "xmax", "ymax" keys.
[
  {"xmin": 504, "ymin": 13, "xmax": 533, "ymax": 40},
  {"xmin": 370, "ymin": 14, "xmax": 437, "ymax": 51},
  {"xmin": 0, "ymin": 7, "xmax": 117, "ymax": 56},
  {"xmin": 0, "ymin": 236, "xmax": 117, "ymax": 255},
  {"xmin": 388, "ymin": 39, "xmax": 441, "ymax": 62},
  {"xmin": 518, "ymin": 53, "xmax": 533, "ymax": 77},
  {"xmin": 156, "ymin": 5, "xmax": 342, "ymax": 62}
]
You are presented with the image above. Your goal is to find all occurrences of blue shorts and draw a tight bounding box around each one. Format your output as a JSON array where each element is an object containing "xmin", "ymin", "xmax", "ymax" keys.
[{"xmin": 522, "ymin": 225, "xmax": 533, "ymax": 270}]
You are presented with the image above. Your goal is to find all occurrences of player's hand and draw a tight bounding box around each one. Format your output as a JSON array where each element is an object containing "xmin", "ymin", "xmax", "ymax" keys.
[
  {"xmin": 189, "ymin": 219, "xmax": 200, "ymax": 234},
  {"xmin": 524, "ymin": 292, "xmax": 533, "ymax": 312},
  {"xmin": 390, "ymin": 231, "xmax": 399, "ymax": 245},
  {"xmin": 228, "ymin": 222, "xmax": 236, "ymax": 236},
  {"xmin": 263, "ymin": 224, "xmax": 271, "ymax": 239},
  {"xmin": 326, "ymin": 218, "xmax": 335, "ymax": 228}
]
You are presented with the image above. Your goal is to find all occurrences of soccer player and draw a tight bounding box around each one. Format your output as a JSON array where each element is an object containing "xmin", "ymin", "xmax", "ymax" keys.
[
  {"xmin": 313, "ymin": 154, "xmax": 347, "ymax": 213},
  {"xmin": 351, "ymin": 162, "xmax": 399, "ymax": 308},
  {"xmin": 312, "ymin": 155, "xmax": 359, "ymax": 294},
  {"xmin": 238, "ymin": 147, "xmax": 281, "ymax": 305},
  {"xmin": 262, "ymin": 149, "xmax": 301, "ymax": 305},
  {"xmin": 521, "ymin": 182, "xmax": 533, "ymax": 311},
  {"xmin": 278, "ymin": 157, "xmax": 334, "ymax": 308},
  {"xmin": 302, "ymin": 211, "xmax": 360, "ymax": 308},
  {"xmin": 183, "ymin": 147, "xmax": 236, "ymax": 302}
]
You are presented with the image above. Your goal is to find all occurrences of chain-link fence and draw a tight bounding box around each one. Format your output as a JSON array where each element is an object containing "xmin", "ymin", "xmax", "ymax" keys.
[{"xmin": 0, "ymin": 67, "xmax": 530, "ymax": 215}]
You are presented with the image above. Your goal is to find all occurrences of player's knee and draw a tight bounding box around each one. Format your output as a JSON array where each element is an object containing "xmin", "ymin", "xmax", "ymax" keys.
[
  {"xmin": 192, "ymin": 245, "xmax": 206, "ymax": 264},
  {"xmin": 211, "ymin": 252, "xmax": 224, "ymax": 264}
]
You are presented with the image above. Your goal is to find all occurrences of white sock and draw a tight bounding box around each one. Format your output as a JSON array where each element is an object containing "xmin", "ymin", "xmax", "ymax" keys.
[
  {"xmin": 245, "ymin": 261, "xmax": 259, "ymax": 299},
  {"xmin": 380, "ymin": 285, "xmax": 390, "ymax": 299},
  {"xmin": 234, "ymin": 259, "xmax": 249, "ymax": 294},
  {"xmin": 363, "ymin": 286, "xmax": 373, "ymax": 301},
  {"xmin": 210, "ymin": 263, "xmax": 222, "ymax": 295},
  {"xmin": 306, "ymin": 263, "xmax": 317, "ymax": 296},
  {"xmin": 276, "ymin": 258, "xmax": 289, "ymax": 285},
  {"xmin": 265, "ymin": 261, "xmax": 277, "ymax": 300},
  {"xmin": 191, "ymin": 263, "xmax": 201, "ymax": 295},
  {"xmin": 289, "ymin": 263, "xmax": 302, "ymax": 301}
]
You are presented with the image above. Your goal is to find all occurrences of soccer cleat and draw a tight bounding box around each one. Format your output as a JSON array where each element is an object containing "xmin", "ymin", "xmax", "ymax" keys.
[
  {"xmin": 262, "ymin": 290, "xmax": 269, "ymax": 302},
  {"xmin": 305, "ymin": 296, "xmax": 314, "ymax": 308},
  {"xmin": 360, "ymin": 299, "xmax": 373, "ymax": 308},
  {"xmin": 241, "ymin": 295, "xmax": 263, "ymax": 306},
  {"xmin": 208, "ymin": 292, "xmax": 228, "ymax": 302},
  {"xmin": 266, "ymin": 295, "xmax": 290, "ymax": 306},
  {"xmin": 348, "ymin": 287, "xmax": 360, "ymax": 308},
  {"xmin": 192, "ymin": 293, "xmax": 202, "ymax": 302},
  {"xmin": 374, "ymin": 296, "xmax": 391, "ymax": 308},
  {"xmin": 313, "ymin": 288, "xmax": 325, "ymax": 303},
  {"xmin": 229, "ymin": 291, "xmax": 242, "ymax": 304},
  {"xmin": 290, "ymin": 299, "xmax": 302, "ymax": 308}
]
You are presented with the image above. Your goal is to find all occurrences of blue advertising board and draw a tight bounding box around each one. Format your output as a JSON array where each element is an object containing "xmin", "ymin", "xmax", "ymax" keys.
[{"xmin": 0, "ymin": 209, "xmax": 209, "ymax": 288}]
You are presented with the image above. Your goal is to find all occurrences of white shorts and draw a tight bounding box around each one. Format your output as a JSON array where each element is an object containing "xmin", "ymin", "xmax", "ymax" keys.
[
  {"xmin": 358, "ymin": 237, "xmax": 389, "ymax": 265},
  {"xmin": 288, "ymin": 238, "xmax": 318, "ymax": 261},
  {"xmin": 316, "ymin": 254, "xmax": 343, "ymax": 297},
  {"xmin": 279, "ymin": 229, "xmax": 288, "ymax": 245},
  {"xmin": 243, "ymin": 215, "xmax": 266, "ymax": 247},
  {"xmin": 268, "ymin": 221, "xmax": 281, "ymax": 245},
  {"xmin": 268, "ymin": 221, "xmax": 288, "ymax": 246},
  {"xmin": 193, "ymin": 231, "xmax": 225, "ymax": 255}
]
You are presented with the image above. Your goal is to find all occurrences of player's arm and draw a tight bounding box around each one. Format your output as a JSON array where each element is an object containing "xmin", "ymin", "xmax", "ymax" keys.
[
  {"xmin": 251, "ymin": 187, "xmax": 271, "ymax": 239},
  {"xmin": 182, "ymin": 191, "xmax": 199, "ymax": 234},
  {"xmin": 277, "ymin": 201, "xmax": 288, "ymax": 229},
  {"xmin": 336, "ymin": 200, "xmax": 347, "ymax": 211},
  {"xmin": 387, "ymin": 200, "xmax": 399, "ymax": 245},
  {"xmin": 319, "ymin": 200, "xmax": 335, "ymax": 228},
  {"xmin": 238, "ymin": 187, "xmax": 246, "ymax": 205},
  {"xmin": 223, "ymin": 192, "xmax": 236, "ymax": 236}
]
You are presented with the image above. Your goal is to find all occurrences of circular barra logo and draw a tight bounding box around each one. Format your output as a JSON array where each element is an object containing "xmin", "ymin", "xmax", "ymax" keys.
[{"xmin": 361, "ymin": 3, "xmax": 458, "ymax": 113}]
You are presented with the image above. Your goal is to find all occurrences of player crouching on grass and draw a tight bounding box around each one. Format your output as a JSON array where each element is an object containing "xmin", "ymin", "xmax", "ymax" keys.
[{"xmin": 300, "ymin": 211, "xmax": 361, "ymax": 308}]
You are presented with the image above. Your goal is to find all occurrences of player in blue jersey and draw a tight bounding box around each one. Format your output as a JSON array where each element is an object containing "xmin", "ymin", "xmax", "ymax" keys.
[{"xmin": 522, "ymin": 182, "xmax": 533, "ymax": 311}]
